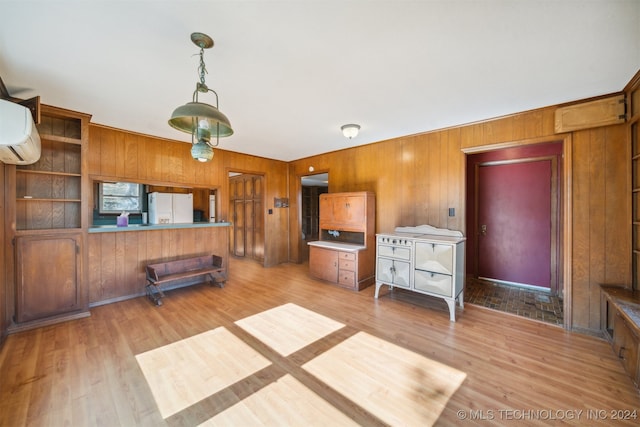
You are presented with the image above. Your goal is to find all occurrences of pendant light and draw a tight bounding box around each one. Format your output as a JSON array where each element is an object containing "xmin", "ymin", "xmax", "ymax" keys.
[{"xmin": 168, "ymin": 32, "xmax": 233, "ymax": 162}]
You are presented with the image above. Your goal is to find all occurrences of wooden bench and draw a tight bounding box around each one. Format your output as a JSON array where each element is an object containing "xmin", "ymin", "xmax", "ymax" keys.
[{"xmin": 145, "ymin": 255, "xmax": 226, "ymax": 306}]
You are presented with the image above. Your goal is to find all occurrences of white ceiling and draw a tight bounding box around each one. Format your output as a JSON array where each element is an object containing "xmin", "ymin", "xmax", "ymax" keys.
[{"xmin": 1, "ymin": 1, "xmax": 639, "ymax": 162}]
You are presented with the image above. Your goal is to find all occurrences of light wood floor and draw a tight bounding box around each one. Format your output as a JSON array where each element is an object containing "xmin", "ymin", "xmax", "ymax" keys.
[{"xmin": 1, "ymin": 257, "xmax": 639, "ymax": 426}]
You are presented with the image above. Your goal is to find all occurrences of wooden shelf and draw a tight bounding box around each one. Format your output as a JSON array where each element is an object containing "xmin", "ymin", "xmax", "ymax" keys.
[
  {"xmin": 37, "ymin": 134, "xmax": 82, "ymax": 145},
  {"xmin": 17, "ymin": 198, "xmax": 81, "ymax": 202},
  {"xmin": 17, "ymin": 169, "xmax": 81, "ymax": 177}
]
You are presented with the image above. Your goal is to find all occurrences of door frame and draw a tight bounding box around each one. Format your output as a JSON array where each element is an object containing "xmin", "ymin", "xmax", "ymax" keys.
[
  {"xmin": 474, "ymin": 155, "xmax": 560, "ymax": 293},
  {"xmin": 463, "ymin": 134, "xmax": 573, "ymax": 329}
]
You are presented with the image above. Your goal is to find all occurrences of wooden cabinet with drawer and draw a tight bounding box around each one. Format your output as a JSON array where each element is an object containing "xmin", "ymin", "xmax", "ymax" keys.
[
  {"xmin": 309, "ymin": 245, "xmax": 368, "ymax": 290},
  {"xmin": 600, "ymin": 286, "xmax": 640, "ymax": 389},
  {"xmin": 337, "ymin": 251, "xmax": 356, "ymax": 287},
  {"xmin": 613, "ymin": 310, "xmax": 640, "ymax": 386}
]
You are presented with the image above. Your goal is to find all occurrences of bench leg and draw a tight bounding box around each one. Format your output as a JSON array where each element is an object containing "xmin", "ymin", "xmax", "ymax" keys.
[
  {"xmin": 207, "ymin": 272, "xmax": 226, "ymax": 288},
  {"xmin": 145, "ymin": 283, "xmax": 164, "ymax": 306}
]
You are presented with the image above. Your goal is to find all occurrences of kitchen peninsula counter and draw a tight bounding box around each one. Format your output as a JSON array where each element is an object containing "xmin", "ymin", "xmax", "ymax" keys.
[{"xmin": 89, "ymin": 222, "xmax": 231, "ymax": 233}]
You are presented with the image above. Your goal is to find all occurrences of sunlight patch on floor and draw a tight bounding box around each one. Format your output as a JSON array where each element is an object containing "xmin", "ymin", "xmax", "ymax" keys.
[
  {"xmin": 303, "ymin": 331, "xmax": 467, "ymax": 427},
  {"xmin": 135, "ymin": 327, "xmax": 271, "ymax": 419},
  {"xmin": 235, "ymin": 303, "xmax": 345, "ymax": 356},
  {"xmin": 198, "ymin": 374, "xmax": 359, "ymax": 426}
]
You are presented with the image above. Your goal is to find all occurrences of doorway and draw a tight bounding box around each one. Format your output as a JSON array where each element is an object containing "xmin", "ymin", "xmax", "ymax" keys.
[
  {"xmin": 465, "ymin": 141, "xmax": 564, "ymax": 324},
  {"xmin": 229, "ymin": 172, "xmax": 265, "ymax": 263},
  {"xmin": 300, "ymin": 173, "xmax": 328, "ymax": 261}
]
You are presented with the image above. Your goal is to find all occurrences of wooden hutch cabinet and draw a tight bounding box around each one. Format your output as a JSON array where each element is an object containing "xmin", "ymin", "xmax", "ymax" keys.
[
  {"xmin": 9, "ymin": 105, "xmax": 91, "ymax": 330},
  {"xmin": 309, "ymin": 191, "xmax": 375, "ymax": 290}
]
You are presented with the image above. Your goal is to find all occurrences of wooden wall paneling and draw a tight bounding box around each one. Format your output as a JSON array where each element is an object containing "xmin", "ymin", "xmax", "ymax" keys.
[
  {"xmin": 399, "ymin": 137, "xmax": 417, "ymax": 227},
  {"xmin": 145, "ymin": 136, "xmax": 163, "ymax": 182},
  {"xmin": 571, "ymin": 131, "xmax": 592, "ymax": 328},
  {"xmin": 483, "ymin": 117, "xmax": 511, "ymax": 145},
  {"xmin": 427, "ymin": 132, "xmax": 442, "ymax": 227},
  {"xmin": 438, "ymin": 131, "xmax": 450, "ymax": 228},
  {"xmin": 587, "ymin": 128, "xmax": 607, "ymax": 331},
  {"xmin": 372, "ymin": 144, "xmax": 393, "ymax": 233},
  {"xmin": 604, "ymin": 125, "xmax": 632, "ymax": 286},
  {"xmin": 0, "ymin": 162, "xmax": 5, "ymax": 343},
  {"xmin": 145, "ymin": 229, "xmax": 163, "ymax": 267},
  {"xmin": 87, "ymin": 234, "xmax": 101, "ymax": 303},
  {"xmin": 123, "ymin": 132, "xmax": 139, "ymax": 179},
  {"xmin": 446, "ymin": 128, "xmax": 464, "ymax": 233},
  {"xmin": 510, "ymin": 112, "xmax": 526, "ymax": 142},
  {"xmin": 459, "ymin": 123, "xmax": 483, "ymax": 150},
  {"xmin": 114, "ymin": 130, "xmax": 126, "ymax": 178},
  {"xmin": 99, "ymin": 233, "xmax": 117, "ymax": 302},
  {"xmin": 123, "ymin": 232, "xmax": 140, "ymax": 297},
  {"xmin": 99, "ymin": 127, "xmax": 117, "ymax": 178},
  {"xmin": 87, "ymin": 126, "xmax": 102, "ymax": 176}
]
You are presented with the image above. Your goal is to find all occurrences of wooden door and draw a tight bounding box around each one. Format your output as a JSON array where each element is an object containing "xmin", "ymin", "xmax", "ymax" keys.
[
  {"xmin": 250, "ymin": 176, "xmax": 264, "ymax": 261},
  {"xmin": 252, "ymin": 197, "xmax": 264, "ymax": 261},
  {"xmin": 15, "ymin": 233, "xmax": 82, "ymax": 323},
  {"xmin": 476, "ymin": 157, "xmax": 557, "ymax": 291},
  {"xmin": 233, "ymin": 200, "xmax": 245, "ymax": 257},
  {"xmin": 245, "ymin": 199, "xmax": 255, "ymax": 258},
  {"xmin": 228, "ymin": 174, "xmax": 264, "ymax": 262}
]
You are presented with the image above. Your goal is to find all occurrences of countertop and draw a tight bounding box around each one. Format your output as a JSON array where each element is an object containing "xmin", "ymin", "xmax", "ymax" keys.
[
  {"xmin": 601, "ymin": 285, "xmax": 640, "ymax": 330},
  {"xmin": 89, "ymin": 222, "xmax": 231, "ymax": 233},
  {"xmin": 307, "ymin": 240, "xmax": 366, "ymax": 251}
]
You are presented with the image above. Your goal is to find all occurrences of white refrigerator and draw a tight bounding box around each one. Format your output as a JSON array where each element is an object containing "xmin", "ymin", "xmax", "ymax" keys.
[
  {"xmin": 209, "ymin": 194, "xmax": 216, "ymax": 222},
  {"xmin": 172, "ymin": 193, "xmax": 193, "ymax": 223},
  {"xmin": 148, "ymin": 192, "xmax": 193, "ymax": 224}
]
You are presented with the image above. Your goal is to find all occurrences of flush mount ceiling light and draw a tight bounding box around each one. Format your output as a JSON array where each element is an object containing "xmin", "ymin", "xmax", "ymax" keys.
[
  {"xmin": 168, "ymin": 32, "xmax": 233, "ymax": 162},
  {"xmin": 341, "ymin": 123, "xmax": 360, "ymax": 139}
]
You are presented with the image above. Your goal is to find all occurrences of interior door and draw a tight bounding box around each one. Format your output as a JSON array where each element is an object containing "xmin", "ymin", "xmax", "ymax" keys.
[
  {"xmin": 476, "ymin": 157, "xmax": 557, "ymax": 291},
  {"xmin": 233, "ymin": 200, "xmax": 245, "ymax": 257}
]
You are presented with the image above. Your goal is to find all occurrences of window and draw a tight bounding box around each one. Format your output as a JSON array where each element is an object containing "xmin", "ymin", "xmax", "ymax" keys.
[{"xmin": 98, "ymin": 182, "xmax": 144, "ymax": 214}]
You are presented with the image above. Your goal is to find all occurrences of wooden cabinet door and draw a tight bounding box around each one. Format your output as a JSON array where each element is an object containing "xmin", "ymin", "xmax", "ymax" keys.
[
  {"xmin": 320, "ymin": 194, "xmax": 366, "ymax": 230},
  {"xmin": 613, "ymin": 312, "xmax": 640, "ymax": 385},
  {"xmin": 15, "ymin": 233, "xmax": 82, "ymax": 323},
  {"xmin": 309, "ymin": 246, "xmax": 338, "ymax": 283},
  {"xmin": 319, "ymin": 195, "xmax": 333, "ymax": 226},
  {"xmin": 336, "ymin": 195, "xmax": 365, "ymax": 226}
]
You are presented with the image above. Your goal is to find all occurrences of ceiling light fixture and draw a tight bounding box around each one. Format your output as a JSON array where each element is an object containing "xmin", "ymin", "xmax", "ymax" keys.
[
  {"xmin": 168, "ymin": 32, "xmax": 233, "ymax": 162},
  {"xmin": 341, "ymin": 123, "xmax": 360, "ymax": 139}
]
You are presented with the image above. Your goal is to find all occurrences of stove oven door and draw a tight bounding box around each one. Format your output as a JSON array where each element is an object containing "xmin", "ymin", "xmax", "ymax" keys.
[{"xmin": 377, "ymin": 257, "xmax": 411, "ymax": 289}]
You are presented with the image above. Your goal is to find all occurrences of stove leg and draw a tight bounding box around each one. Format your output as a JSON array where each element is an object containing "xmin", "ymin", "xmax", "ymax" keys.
[{"xmin": 445, "ymin": 298, "xmax": 456, "ymax": 322}]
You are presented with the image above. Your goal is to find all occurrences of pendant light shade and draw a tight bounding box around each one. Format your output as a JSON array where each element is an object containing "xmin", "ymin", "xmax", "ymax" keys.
[
  {"xmin": 169, "ymin": 32, "xmax": 233, "ymax": 162},
  {"xmin": 168, "ymin": 101, "xmax": 233, "ymax": 138}
]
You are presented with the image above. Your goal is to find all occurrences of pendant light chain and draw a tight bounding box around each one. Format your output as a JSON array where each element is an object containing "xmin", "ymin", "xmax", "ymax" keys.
[{"xmin": 198, "ymin": 47, "xmax": 208, "ymax": 90}]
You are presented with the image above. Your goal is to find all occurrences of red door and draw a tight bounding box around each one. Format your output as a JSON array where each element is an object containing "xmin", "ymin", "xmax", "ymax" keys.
[{"xmin": 476, "ymin": 157, "xmax": 557, "ymax": 291}]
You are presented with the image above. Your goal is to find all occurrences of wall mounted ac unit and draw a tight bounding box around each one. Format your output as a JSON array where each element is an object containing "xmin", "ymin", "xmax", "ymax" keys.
[{"xmin": 0, "ymin": 99, "xmax": 41, "ymax": 165}]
